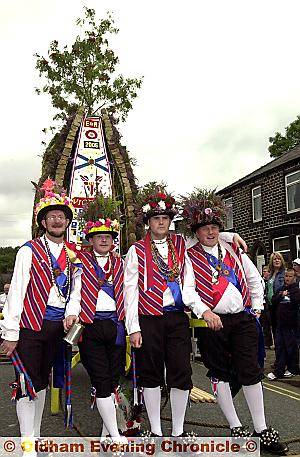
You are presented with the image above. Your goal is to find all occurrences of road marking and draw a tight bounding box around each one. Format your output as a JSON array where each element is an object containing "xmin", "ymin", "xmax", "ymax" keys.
[
  {"xmin": 263, "ymin": 381, "xmax": 300, "ymax": 398},
  {"xmin": 263, "ymin": 384, "xmax": 300, "ymax": 401}
]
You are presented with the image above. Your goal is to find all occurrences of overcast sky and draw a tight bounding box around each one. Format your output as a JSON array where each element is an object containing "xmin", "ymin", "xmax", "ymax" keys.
[{"xmin": 1, "ymin": 0, "xmax": 300, "ymax": 247}]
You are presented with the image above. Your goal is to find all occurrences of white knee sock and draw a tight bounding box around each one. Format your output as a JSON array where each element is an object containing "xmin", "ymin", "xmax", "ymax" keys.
[
  {"xmin": 16, "ymin": 396, "xmax": 37, "ymax": 457},
  {"xmin": 170, "ymin": 388, "xmax": 189, "ymax": 436},
  {"xmin": 213, "ymin": 381, "xmax": 241, "ymax": 429},
  {"xmin": 96, "ymin": 396, "xmax": 122, "ymax": 439},
  {"xmin": 143, "ymin": 387, "xmax": 162, "ymax": 436},
  {"xmin": 242, "ymin": 383, "xmax": 267, "ymax": 433},
  {"xmin": 34, "ymin": 389, "xmax": 46, "ymax": 438}
]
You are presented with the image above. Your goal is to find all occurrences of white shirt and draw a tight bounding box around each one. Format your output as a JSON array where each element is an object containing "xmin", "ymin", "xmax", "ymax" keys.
[
  {"xmin": 0, "ymin": 236, "xmax": 75, "ymax": 341},
  {"xmin": 66, "ymin": 252, "xmax": 117, "ymax": 316},
  {"xmin": 190, "ymin": 240, "xmax": 264, "ymax": 317}
]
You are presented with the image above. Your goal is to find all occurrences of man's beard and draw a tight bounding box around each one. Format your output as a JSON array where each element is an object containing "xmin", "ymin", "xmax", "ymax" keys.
[{"xmin": 47, "ymin": 228, "xmax": 66, "ymax": 238}]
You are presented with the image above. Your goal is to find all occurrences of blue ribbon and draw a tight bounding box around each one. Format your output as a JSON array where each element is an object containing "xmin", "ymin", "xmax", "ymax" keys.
[
  {"xmin": 48, "ymin": 252, "xmax": 68, "ymax": 298},
  {"xmin": 163, "ymin": 277, "xmax": 184, "ymax": 312},
  {"xmin": 44, "ymin": 305, "xmax": 65, "ymax": 321},
  {"xmin": 94, "ymin": 311, "xmax": 125, "ymax": 346},
  {"xmin": 205, "ymin": 253, "xmax": 242, "ymax": 293},
  {"xmin": 243, "ymin": 307, "xmax": 266, "ymax": 368},
  {"xmin": 91, "ymin": 258, "xmax": 115, "ymax": 301}
]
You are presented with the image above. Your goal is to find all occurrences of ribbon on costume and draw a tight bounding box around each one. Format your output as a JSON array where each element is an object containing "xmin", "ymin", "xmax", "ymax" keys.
[
  {"xmin": 90, "ymin": 258, "xmax": 115, "ymax": 301},
  {"xmin": 205, "ymin": 252, "xmax": 242, "ymax": 293},
  {"xmin": 49, "ymin": 251, "xmax": 69, "ymax": 298},
  {"xmin": 0, "ymin": 338, "xmax": 37, "ymax": 401},
  {"xmin": 64, "ymin": 342, "xmax": 73, "ymax": 428},
  {"xmin": 243, "ymin": 307, "xmax": 266, "ymax": 368}
]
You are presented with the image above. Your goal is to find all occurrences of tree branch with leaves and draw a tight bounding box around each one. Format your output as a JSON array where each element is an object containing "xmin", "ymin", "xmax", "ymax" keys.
[{"xmin": 34, "ymin": 7, "xmax": 143, "ymax": 126}]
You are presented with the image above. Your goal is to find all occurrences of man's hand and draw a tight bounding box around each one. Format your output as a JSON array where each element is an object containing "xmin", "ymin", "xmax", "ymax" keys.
[
  {"xmin": 0, "ymin": 339, "xmax": 18, "ymax": 356},
  {"xmin": 63, "ymin": 315, "xmax": 79, "ymax": 331},
  {"xmin": 129, "ymin": 331, "xmax": 142, "ymax": 348},
  {"xmin": 202, "ymin": 310, "xmax": 223, "ymax": 331},
  {"xmin": 281, "ymin": 290, "xmax": 288, "ymax": 297},
  {"xmin": 233, "ymin": 234, "xmax": 248, "ymax": 253}
]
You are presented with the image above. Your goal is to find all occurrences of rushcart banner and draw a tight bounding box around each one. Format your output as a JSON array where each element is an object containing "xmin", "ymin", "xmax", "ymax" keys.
[
  {"xmin": 68, "ymin": 116, "xmax": 113, "ymax": 244},
  {"xmin": 0, "ymin": 436, "xmax": 260, "ymax": 456}
]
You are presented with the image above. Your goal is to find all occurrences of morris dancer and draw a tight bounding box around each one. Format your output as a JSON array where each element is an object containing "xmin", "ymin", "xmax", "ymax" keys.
[
  {"xmin": 64, "ymin": 201, "xmax": 127, "ymax": 443},
  {"xmin": 181, "ymin": 188, "xmax": 288, "ymax": 455},
  {"xmin": 0, "ymin": 179, "xmax": 79, "ymax": 455},
  {"xmin": 124, "ymin": 190, "xmax": 245, "ymax": 437}
]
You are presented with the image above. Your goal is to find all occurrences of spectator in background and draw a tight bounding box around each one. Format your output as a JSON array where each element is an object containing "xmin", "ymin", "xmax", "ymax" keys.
[
  {"xmin": 267, "ymin": 269, "xmax": 300, "ymax": 380},
  {"xmin": 0, "ymin": 283, "xmax": 10, "ymax": 312},
  {"xmin": 267, "ymin": 253, "xmax": 286, "ymax": 339},
  {"xmin": 260, "ymin": 267, "xmax": 273, "ymax": 349}
]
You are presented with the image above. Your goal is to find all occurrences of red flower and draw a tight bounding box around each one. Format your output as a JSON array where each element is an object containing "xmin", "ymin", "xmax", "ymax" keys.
[
  {"xmin": 126, "ymin": 421, "xmax": 134, "ymax": 428},
  {"xmin": 149, "ymin": 201, "xmax": 157, "ymax": 208},
  {"xmin": 165, "ymin": 202, "xmax": 172, "ymax": 209},
  {"xmin": 156, "ymin": 192, "xmax": 167, "ymax": 199}
]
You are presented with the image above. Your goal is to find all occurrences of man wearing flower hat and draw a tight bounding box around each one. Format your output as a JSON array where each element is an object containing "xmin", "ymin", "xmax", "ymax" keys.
[
  {"xmin": 181, "ymin": 188, "xmax": 288, "ymax": 455},
  {"xmin": 0, "ymin": 178, "xmax": 79, "ymax": 454},
  {"xmin": 124, "ymin": 190, "xmax": 244, "ymax": 438},
  {"xmin": 64, "ymin": 196, "xmax": 127, "ymax": 443}
]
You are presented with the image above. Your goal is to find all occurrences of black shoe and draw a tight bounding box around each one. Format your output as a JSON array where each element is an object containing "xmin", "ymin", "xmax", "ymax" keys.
[
  {"xmin": 254, "ymin": 427, "xmax": 289, "ymax": 455},
  {"xmin": 231, "ymin": 426, "xmax": 251, "ymax": 437}
]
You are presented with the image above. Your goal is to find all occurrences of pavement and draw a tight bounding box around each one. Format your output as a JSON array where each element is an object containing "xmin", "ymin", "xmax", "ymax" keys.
[{"xmin": 0, "ymin": 348, "xmax": 299, "ymax": 456}]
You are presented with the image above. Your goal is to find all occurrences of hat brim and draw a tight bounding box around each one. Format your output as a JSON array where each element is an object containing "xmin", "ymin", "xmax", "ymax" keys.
[
  {"xmin": 36, "ymin": 204, "xmax": 73, "ymax": 228},
  {"xmin": 191, "ymin": 218, "xmax": 224, "ymax": 233},
  {"xmin": 143, "ymin": 208, "xmax": 177, "ymax": 224},
  {"xmin": 86, "ymin": 230, "xmax": 118, "ymax": 241}
]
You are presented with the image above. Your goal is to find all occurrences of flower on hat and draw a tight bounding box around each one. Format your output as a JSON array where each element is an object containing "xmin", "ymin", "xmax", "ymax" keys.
[
  {"xmin": 180, "ymin": 188, "xmax": 226, "ymax": 235},
  {"xmin": 34, "ymin": 178, "xmax": 74, "ymax": 225}
]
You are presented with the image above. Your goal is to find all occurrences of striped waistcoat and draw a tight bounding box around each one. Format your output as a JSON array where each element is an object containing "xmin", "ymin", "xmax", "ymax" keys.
[
  {"xmin": 187, "ymin": 242, "xmax": 251, "ymax": 310},
  {"xmin": 21, "ymin": 238, "xmax": 75, "ymax": 331},
  {"xmin": 79, "ymin": 252, "xmax": 124, "ymax": 323},
  {"xmin": 135, "ymin": 234, "xmax": 186, "ymax": 316}
]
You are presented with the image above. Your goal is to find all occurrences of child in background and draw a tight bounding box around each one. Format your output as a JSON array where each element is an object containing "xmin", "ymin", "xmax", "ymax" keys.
[{"xmin": 267, "ymin": 269, "xmax": 300, "ymax": 380}]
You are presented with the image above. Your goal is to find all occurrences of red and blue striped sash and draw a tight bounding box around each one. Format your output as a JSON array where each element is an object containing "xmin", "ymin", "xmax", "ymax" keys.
[
  {"xmin": 135, "ymin": 234, "xmax": 186, "ymax": 315},
  {"xmin": 188, "ymin": 242, "xmax": 251, "ymax": 309},
  {"xmin": 21, "ymin": 238, "xmax": 53, "ymax": 331}
]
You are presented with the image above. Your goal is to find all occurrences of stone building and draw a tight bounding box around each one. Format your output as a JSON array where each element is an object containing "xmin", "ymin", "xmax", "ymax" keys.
[{"xmin": 217, "ymin": 146, "xmax": 300, "ymax": 270}]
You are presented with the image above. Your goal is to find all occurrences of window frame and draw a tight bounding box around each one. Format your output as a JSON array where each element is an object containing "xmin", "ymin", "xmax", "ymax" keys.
[
  {"xmin": 285, "ymin": 170, "xmax": 300, "ymax": 214},
  {"xmin": 251, "ymin": 185, "xmax": 262, "ymax": 223},
  {"xmin": 272, "ymin": 236, "xmax": 290, "ymax": 255}
]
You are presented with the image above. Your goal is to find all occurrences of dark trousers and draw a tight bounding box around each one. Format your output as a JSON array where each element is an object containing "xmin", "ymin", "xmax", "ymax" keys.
[
  {"xmin": 269, "ymin": 305, "xmax": 277, "ymax": 343},
  {"xmin": 135, "ymin": 312, "xmax": 193, "ymax": 390},
  {"xmin": 78, "ymin": 319, "xmax": 125, "ymax": 398},
  {"xmin": 197, "ymin": 311, "xmax": 263, "ymax": 386},
  {"xmin": 17, "ymin": 320, "xmax": 64, "ymax": 392},
  {"xmin": 260, "ymin": 304, "xmax": 273, "ymax": 347},
  {"xmin": 274, "ymin": 327, "xmax": 300, "ymax": 377}
]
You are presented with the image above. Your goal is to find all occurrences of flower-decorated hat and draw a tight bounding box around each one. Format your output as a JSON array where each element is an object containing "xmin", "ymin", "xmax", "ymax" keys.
[
  {"xmin": 34, "ymin": 178, "xmax": 74, "ymax": 227},
  {"xmin": 81, "ymin": 194, "xmax": 121, "ymax": 240},
  {"xmin": 141, "ymin": 191, "xmax": 177, "ymax": 224},
  {"xmin": 180, "ymin": 188, "xmax": 227, "ymax": 233}
]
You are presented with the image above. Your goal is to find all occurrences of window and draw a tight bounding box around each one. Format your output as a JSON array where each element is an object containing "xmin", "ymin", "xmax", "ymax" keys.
[
  {"xmin": 224, "ymin": 197, "xmax": 233, "ymax": 229},
  {"xmin": 285, "ymin": 170, "xmax": 300, "ymax": 213},
  {"xmin": 252, "ymin": 186, "xmax": 262, "ymax": 222},
  {"xmin": 272, "ymin": 236, "xmax": 290, "ymax": 256}
]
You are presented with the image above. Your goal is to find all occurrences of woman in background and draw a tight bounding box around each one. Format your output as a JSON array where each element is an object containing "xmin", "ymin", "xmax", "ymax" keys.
[{"xmin": 267, "ymin": 252, "xmax": 286, "ymax": 340}]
